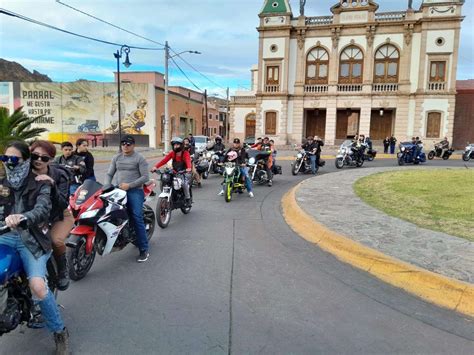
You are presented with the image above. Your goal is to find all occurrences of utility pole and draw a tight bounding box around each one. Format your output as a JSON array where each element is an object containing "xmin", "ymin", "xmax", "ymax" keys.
[
  {"xmin": 225, "ymin": 87, "xmax": 230, "ymax": 141},
  {"xmin": 164, "ymin": 41, "xmax": 170, "ymax": 152},
  {"xmin": 204, "ymin": 89, "xmax": 209, "ymax": 136}
]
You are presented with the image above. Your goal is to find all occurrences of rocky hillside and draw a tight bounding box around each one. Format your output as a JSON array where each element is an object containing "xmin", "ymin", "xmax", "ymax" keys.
[{"xmin": 0, "ymin": 58, "xmax": 52, "ymax": 82}]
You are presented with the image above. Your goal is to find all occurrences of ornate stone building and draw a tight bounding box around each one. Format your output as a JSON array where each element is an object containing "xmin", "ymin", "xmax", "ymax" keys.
[{"xmin": 230, "ymin": 0, "xmax": 465, "ymax": 145}]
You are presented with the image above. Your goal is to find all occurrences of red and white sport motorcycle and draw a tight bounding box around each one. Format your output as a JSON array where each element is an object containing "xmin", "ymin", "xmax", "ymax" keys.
[{"xmin": 66, "ymin": 180, "xmax": 156, "ymax": 281}]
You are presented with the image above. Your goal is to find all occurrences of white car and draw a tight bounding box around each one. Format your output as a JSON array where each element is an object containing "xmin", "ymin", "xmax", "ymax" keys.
[{"xmin": 194, "ymin": 135, "xmax": 210, "ymax": 153}]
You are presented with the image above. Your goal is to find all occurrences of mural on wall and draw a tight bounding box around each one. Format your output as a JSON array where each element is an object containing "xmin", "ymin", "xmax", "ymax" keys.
[{"xmin": 15, "ymin": 82, "xmax": 155, "ymax": 146}]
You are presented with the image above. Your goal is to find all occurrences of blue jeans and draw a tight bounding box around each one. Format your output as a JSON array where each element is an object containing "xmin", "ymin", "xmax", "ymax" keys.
[
  {"xmin": 127, "ymin": 188, "xmax": 148, "ymax": 252},
  {"xmin": 390, "ymin": 144, "xmax": 396, "ymax": 154},
  {"xmin": 240, "ymin": 167, "xmax": 253, "ymax": 193},
  {"xmin": 0, "ymin": 232, "xmax": 64, "ymax": 333},
  {"xmin": 309, "ymin": 154, "xmax": 317, "ymax": 174}
]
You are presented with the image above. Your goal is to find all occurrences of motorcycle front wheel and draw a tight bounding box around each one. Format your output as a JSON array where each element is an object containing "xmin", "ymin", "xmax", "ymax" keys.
[
  {"xmin": 398, "ymin": 156, "xmax": 405, "ymax": 166},
  {"xmin": 427, "ymin": 151, "xmax": 435, "ymax": 160},
  {"xmin": 291, "ymin": 161, "xmax": 301, "ymax": 175},
  {"xmin": 225, "ymin": 182, "xmax": 232, "ymax": 203},
  {"xmin": 67, "ymin": 239, "xmax": 96, "ymax": 281},
  {"xmin": 462, "ymin": 153, "xmax": 470, "ymax": 162},
  {"xmin": 356, "ymin": 159, "xmax": 364, "ymax": 168},
  {"xmin": 335, "ymin": 158, "xmax": 344, "ymax": 169},
  {"xmin": 157, "ymin": 197, "xmax": 172, "ymax": 229}
]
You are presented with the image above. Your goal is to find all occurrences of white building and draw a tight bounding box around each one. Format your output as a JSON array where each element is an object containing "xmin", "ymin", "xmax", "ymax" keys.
[{"xmin": 230, "ymin": 0, "xmax": 465, "ymax": 145}]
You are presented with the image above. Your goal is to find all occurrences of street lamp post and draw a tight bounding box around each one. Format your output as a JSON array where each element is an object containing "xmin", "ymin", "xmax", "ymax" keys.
[
  {"xmin": 114, "ymin": 45, "xmax": 131, "ymax": 148},
  {"xmin": 164, "ymin": 42, "xmax": 200, "ymax": 152}
]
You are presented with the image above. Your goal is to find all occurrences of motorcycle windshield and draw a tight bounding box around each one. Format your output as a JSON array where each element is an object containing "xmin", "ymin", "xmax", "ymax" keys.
[
  {"xmin": 247, "ymin": 150, "xmax": 271, "ymax": 160},
  {"xmin": 75, "ymin": 180, "xmax": 103, "ymax": 206},
  {"xmin": 0, "ymin": 245, "xmax": 23, "ymax": 282}
]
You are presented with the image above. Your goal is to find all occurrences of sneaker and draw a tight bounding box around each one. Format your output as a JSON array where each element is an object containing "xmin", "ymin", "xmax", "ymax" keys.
[
  {"xmin": 267, "ymin": 180, "xmax": 273, "ymax": 187},
  {"xmin": 137, "ymin": 251, "xmax": 149, "ymax": 263},
  {"xmin": 218, "ymin": 190, "xmax": 224, "ymax": 196},
  {"xmin": 54, "ymin": 327, "xmax": 69, "ymax": 355},
  {"xmin": 249, "ymin": 192, "xmax": 254, "ymax": 198}
]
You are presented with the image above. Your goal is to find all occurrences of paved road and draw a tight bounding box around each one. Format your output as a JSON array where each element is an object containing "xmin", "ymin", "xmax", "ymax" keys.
[{"xmin": 1, "ymin": 157, "xmax": 473, "ymax": 354}]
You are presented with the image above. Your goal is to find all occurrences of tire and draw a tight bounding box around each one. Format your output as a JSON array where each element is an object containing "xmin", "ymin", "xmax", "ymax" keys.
[
  {"xmin": 157, "ymin": 197, "xmax": 172, "ymax": 229},
  {"xmin": 181, "ymin": 189, "xmax": 193, "ymax": 214},
  {"xmin": 367, "ymin": 156, "xmax": 374, "ymax": 162},
  {"xmin": 67, "ymin": 239, "xmax": 96, "ymax": 281},
  {"xmin": 462, "ymin": 153, "xmax": 470, "ymax": 162},
  {"xmin": 291, "ymin": 161, "xmax": 301, "ymax": 175},
  {"xmin": 442, "ymin": 154, "xmax": 450, "ymax": 161},
  {"xmin": 143, "ymin": 204, "xmax": 156, "ymax": 240},
  {"xmin": 356, "ymin": 159, "xmax": 364, "ymax": 168},
  {"xmin": 428, "ymin": 151, "xmax": 435, "ymax": 160},
  {"xmin": 202, "ymin": 171, "xmax": 209, "ymax": 179},
  {"xmin": 46, "ymin": 259, "xmax": 59, "ymax": 297},
  {"xmin": 398, "ymin": 156, "xmax": 405, "ymax": 166},
  {"xmin": 335, "ymin": 158, "xmax": 344, "ymax": 169},
  {"xmin": 225, "ymin": 182, "xmax": 232, "ymax": 203}
]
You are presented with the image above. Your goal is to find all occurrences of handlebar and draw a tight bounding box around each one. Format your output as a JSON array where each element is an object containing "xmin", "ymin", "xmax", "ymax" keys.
[{"xmin": 0, "ymin": 217, "xmax": 28, "ymax": 235}]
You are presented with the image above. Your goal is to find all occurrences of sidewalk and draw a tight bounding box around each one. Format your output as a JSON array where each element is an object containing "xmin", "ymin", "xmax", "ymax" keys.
[{"xmin": 294, "ymin": 167, "xmax": 474, "ymax": 283}]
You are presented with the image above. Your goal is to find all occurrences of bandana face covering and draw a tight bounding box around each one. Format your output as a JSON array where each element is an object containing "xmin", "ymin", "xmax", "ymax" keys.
[{"xmin": 4, "ymin": 159, "xmax": 31, "ymax": 189}]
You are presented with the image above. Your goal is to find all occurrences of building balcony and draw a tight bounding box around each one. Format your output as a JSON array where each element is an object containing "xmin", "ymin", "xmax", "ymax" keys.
[
  {"xmin": 304, "ymin": 84, "xmax": 329, "ymax": 94},
  {"xmin": 375, "ymin": 11, "xmax": 406, "ymax": 22},
  {"xmin": 337, "ymin": 84, "xmax": 363, "ymax": 93},
  {"xmin": 427, "ymin": 82, "xmax": 447, "ymax": 92},
  {"xmin": 305, "ymin": 16, "xmax": 333, "ymax": 26},
  {"xmin": 372, "ymin": 83, "xmax": 399, "ymax": 92},
  {"xmin": 265, "ymin": 85, "xmax": 281, "ymax": 93}
]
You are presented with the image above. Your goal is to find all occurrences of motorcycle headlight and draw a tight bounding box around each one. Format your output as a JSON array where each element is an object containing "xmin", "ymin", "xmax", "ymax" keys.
[
  {"xmin": 341, "ymin": 148, "xmax": 346, "ymax": 154},
  {"xmin": 212, "ymin": 154, "xmax": 219, "ymax": 160},
  {"xmin": 80, "ymin": 209, "xmax": 100, "ymax": 219},
  {"xmin": 465, "ymin": 146, "xmax": 470, "ymax": 151},
  {"xmin": 206, "ymin": 152, "xmax": 212, "ymax": 158},
  {"xmin": 249, "ymin": 157, "xmax": 256, "ymax": 165},
  {"xmin": 225, "ymin": 167, "xmax": 234, "ymax": 175},
  {"xmin": 296, "ymin": 153, "xmax": 302, "ymax": 159},
  {"xmin": 401, "ymin": 146, "xmax": 406, "ymax": 152}
]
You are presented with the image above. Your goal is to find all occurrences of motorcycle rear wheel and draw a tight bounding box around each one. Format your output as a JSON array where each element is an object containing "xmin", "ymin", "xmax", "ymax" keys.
[
  {"xmin": 157, "ymin": 197, "xmax": 172, "ymax": 229},
  {"xmin": 442, "ymin": 154, "xmax": 450, "ymax": 160},
  {"xmin": 202, "ymin": 171, "xmax": 209, "ymax": 179},
  {"xmin": 225, "ymin": 182, "xmax": 232, "ymax": 202},
  {"xmin": 335, "ymin": 158, "xmax": 344, "ymax": 169},
  {"xmin": 427, "ymin": 151, "xmax": 435, "ymax": 160},
  {"xmin": 143, "ymin": 204, "xmax": 156, "ymax": 240},
  {"xmin": 356, "ymin": 159, "xmax": 364, "ymax": 168},
  {"xmin": 67, "ymin": 240, "xmax": 96, "ymax": 281}
]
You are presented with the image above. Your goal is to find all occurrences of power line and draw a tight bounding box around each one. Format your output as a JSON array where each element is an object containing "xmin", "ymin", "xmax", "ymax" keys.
[
  {"xmin": 0, "ymin": 8, "xmax": 163, "ymax": 51},
  {"xmin": 55, "ymin": 0, "xmax": 166, "ymax": 48},
  {"xmin": 169, "ymin": 56, "xmax": 202, "ymax": 92}
]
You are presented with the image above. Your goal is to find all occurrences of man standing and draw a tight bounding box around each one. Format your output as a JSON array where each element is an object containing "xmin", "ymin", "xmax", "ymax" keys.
[
  {"xmin": 383, "ymin": 137, "xmax": 390, "ymax": 154},
  {"xmin": 105, "ymin": 135, "xmax": 150, "ymax": 262},
  {"xmin": 389, "ymin": 135, "xmax": 397, "ymax": 154},
  {"xmin": 188, "ymin": 133, "xmax": 196, "ymax": 148}
]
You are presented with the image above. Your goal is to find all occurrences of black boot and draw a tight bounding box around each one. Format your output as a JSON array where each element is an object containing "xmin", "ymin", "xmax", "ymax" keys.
[
  {"xmin": 55, "ymin": 253, "xmax": 70, "ymax": 291},
  {"xmin": 54, "ymin": 327, "xmax": 70, "ymax": 355}
]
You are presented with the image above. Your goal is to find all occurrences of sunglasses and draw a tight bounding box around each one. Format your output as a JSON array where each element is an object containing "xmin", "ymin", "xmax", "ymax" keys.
[
  {"xmin": 0, "ymin": 155, "xmax": 21, "ymax": 166},
  {"xmin": 121, "ymin": 142, "xmax": 133, "ymax": 146},
  {"xmin": 31, "ymin": 153, "xmax": 52, "ymax": 162}
]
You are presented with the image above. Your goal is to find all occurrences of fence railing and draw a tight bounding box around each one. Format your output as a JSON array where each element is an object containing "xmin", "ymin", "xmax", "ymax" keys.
[
  {"xmin": 304, "ymin": 85, "xmax": 329, "ymax": 93},
  {"xmin": 372, "ymin": 83, "xmax": 399, "ymax": 92},
  {"xmin": 265, "ymin": 85, "xmax": 280, "ymax": 93},
  {"xmin": 427, "ymin": 82, "xmax": 446, "ymax": 91},
  {"xmin": 231, "ymin": 96, "xmax": 256, "ymax": 104},
  {"xmin": 337, "ymin": 84, "xmax": 363, "ymax": 92},
  {"xmin": 375, "ymin": 11, "xmax": 406, "ymax": 22},
  {"xmin": 305, "ymin": 16, "xmax": 333, "ymax": 26}
]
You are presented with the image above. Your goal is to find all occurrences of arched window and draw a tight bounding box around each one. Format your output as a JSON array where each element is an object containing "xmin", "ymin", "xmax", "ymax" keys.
[
  {"xmin": 339, "ymin": 45, "xmax": 363, "ymax": 84},
  {"xmin": 306, "ymin": 47, "xmax": 329, "ymax": 85},
  {"xmin": 374, "ymin": 44, "xmax": 400, "ymax": 83}
]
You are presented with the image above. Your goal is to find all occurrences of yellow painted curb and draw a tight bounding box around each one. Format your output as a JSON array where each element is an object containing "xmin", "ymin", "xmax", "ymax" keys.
[{"xmin": 281, "ymin": 184, "xmax": 474, "ymax": 317}]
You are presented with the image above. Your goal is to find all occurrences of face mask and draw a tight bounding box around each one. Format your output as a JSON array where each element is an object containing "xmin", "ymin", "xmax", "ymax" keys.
[
  {"xmin": 4, "ymin": 159, "xmax": 31, "ymax": 189},
  {"xmin": 173, "ymin": 145, "xmax": 182, "ymax": 153}
]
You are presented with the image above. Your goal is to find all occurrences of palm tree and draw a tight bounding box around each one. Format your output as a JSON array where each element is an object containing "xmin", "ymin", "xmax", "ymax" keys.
[{"xmin": 0, "ymin": 106, "xmax": 48, "ymax": 153}]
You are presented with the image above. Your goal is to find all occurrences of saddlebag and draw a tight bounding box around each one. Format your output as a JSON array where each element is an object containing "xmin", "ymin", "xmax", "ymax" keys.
[
  {"xmin": 0, "ymin": 292, "xmax": 21, "ymax": 334},
  {"xmin": 272, "ymin": 165, "xmax": 282, "ymax": 175}
]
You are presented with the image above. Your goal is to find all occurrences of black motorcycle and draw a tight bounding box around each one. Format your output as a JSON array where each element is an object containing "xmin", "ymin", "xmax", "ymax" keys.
[
  {"xmin": 0, "ymin": 219, "xmax": 59, "ymax": 335},
  {"xmin": 156, "ymin": 169, "xmax": 193, "ymax": 229},
  {"xmin": 247, "ymin": 150, "xmax": 281, "ymax": 184},
  {"xmin": 291, "ymin": 150, "xmax": 325, "ymax": 175},
  {"xmin": 428, "ymin": 143, "xmax": 454, "ymax": 160},
  {"xmin": 207, "ymin": 151, "xmax": 225, "ymax": 175}
]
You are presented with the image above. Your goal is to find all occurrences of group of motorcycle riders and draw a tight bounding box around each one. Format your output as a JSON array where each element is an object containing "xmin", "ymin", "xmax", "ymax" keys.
[{"xmin": 0, "ymin": 129, "xmax": 457, "ymax": 354}]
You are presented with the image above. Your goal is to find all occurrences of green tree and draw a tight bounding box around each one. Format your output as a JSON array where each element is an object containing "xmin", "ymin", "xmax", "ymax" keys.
[{"xmin": 0, "ymin": 106, "xmax": 48, "ymax": 153}]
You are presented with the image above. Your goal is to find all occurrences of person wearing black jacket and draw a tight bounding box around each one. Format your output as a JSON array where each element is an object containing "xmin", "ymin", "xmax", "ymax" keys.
[
  {"xmin": 0, "ymin": 141, "xmax": 69, "ymax": 353},
  {"xmin": 383, "ymin": 137, "xmax": 390, "ymax": 154},
  {"xmin": 76, "ymin": 138, "xmax": 95, "ymax": 181},
  {"xmin": 30, "ymin": 140, "xmax": 74, "ymax": 291},
  {"xmin": 55, "ymin": 141, "xmax": 86, "ymax": 194},
  {"xmin": 389, "ymin": 135, "xmax": 397, "ymax": 154},
  {"xmin": 302, "ymin": 136, "xmax": 324, "ymax": 174}
]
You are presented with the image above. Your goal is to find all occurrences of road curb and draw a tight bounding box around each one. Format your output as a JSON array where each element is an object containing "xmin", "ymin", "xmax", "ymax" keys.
[{"xmin": 281, "ymin": 183, "xmax": 474, "ymax": 318}]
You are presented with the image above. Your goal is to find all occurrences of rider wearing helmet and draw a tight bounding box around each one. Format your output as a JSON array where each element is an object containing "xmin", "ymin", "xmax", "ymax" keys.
[
  {"xmin": 152, "ymin": 137, "xmax": 192, "ymax": 206},
  {"xmin": 218, "ymin": 138, "xmax": 254, "ymax": 198},
  {"xmin": 253, "ymin": 137, "xmax": 273, "ymax": 187}
]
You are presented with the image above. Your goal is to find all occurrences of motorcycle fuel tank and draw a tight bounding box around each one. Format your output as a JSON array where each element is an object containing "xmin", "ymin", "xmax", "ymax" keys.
[{"xmin": 0, "ymin": 245, "xmax": 23, "ymax": 283}]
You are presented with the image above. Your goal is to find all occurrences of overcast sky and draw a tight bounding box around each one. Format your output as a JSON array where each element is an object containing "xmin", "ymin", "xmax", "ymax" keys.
[{"xmin": 0, "ymin": 0, "xmax": 472, "ymax": 96}]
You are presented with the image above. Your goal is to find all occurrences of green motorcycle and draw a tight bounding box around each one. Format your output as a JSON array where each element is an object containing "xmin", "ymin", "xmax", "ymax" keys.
[{"xmin": 223, "ymin": 162, "xmax": 246, "ymax": 203}]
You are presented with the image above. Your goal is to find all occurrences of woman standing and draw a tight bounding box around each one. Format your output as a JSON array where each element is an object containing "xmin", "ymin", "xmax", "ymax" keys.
[
  {"xmin": 0, "ymin": 141, "xmax": 69, "ymax": 354},
  {"xmin": 75, "ymin": 138, "xmax": 95, "ymax": 181},
  {"xmin": 30, "ymin": 140, "xmax": 74, "ymax": 291}
]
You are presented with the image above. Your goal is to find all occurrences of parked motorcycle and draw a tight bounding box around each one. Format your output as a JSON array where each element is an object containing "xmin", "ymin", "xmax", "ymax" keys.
[
  {"xmin": 462, "ymin": 143, "xmax": 474, "ymax": 161},
  {"xmin": 66, "ymin": 180, "xmax": 156, "ymax": 280},
  {"xmin": 155, "ymin": 169, "xmax": 193, "ymax": 229},
  {"xmin": 397, "ymin": 142, "xmax": 427, "ymax": 165},
  {"xmin": 428, "ymin": 142, "xmax": 454, "ymax": 160},
  {"xmin": 335, "ymin": 140, "xmax": 364, "ymax": 169},
  {"xmin": 0, "ymin": 219, "xmax": 59, "ymax": 335},
  {"xmin": 222, "ymin": 162, "xmax": 246, "ymax": 202}
]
